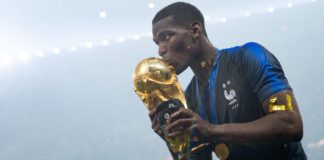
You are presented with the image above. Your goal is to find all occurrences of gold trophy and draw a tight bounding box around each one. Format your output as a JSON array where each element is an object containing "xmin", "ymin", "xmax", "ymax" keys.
[
  {"xmin": 133, "ymin": 57, "xmax": 208, "ymax": 160},
  {"xmin": 133, "ymin": 57, "xmax": 188, "ymax": 111}
]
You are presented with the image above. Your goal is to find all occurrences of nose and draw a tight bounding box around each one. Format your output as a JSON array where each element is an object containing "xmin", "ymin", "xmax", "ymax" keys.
[{"xmin": 158, "ymin": 44, "xmax": 167, "ymax": 57}]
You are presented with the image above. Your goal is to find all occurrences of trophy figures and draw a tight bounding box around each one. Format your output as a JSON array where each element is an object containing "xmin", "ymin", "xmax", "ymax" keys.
[
  {"xmin": 133, "ymin": 57, "xmax": 188, "ymax": 111},
  {"xmin": 133, "ymin": 57, "xmax": 208, "ymax": 160}
]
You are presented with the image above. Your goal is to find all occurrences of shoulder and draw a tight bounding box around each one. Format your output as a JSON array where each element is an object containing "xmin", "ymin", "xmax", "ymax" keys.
[
  {"xmin": 240, "ymin": 42, "xmax": 269, "ymax": 62},
  {"xmin": 221, "ymin": 42, "xmax": 265, "ymax": 54},
  {"xmin": 220, "ymin": 42, "xmax": 270, "ymax": 66},
  {"xmin": 242, "ymin": 42, "xmax": 266, "ymax": 51}
]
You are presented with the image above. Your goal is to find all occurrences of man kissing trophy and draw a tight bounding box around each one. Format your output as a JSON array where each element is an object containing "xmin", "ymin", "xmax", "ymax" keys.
[{"xmin": 133, "ymin": 57, "xmax": 210, "ymax": 160}]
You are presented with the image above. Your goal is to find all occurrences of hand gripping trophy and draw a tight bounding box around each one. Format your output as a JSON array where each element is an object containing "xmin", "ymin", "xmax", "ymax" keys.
[{"xmin": 133, "ymin": 57, "xmax": 209, "ymax": 160}]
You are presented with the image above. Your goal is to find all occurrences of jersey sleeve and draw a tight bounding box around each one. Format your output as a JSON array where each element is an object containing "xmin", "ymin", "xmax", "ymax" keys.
[{"xmin": 239, "ymin": 42, "xmax": 291, "ymax": 102}]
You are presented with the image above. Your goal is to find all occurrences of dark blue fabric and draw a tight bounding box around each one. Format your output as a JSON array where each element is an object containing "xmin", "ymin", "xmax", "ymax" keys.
[
  {"xmin": 195, "ymin": 51, "xmax": 222, "ymax": 124},
  {"xmin": 184, "ymin": 42, "xmax": 306, "ymax": 160},
  {"xmin": 240, "ymin": 42, "xmax": 291, "ymax": 102}
]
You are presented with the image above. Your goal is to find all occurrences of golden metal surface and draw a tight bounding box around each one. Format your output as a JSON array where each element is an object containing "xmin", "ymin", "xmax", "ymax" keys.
[
  {"xmin": 133, "ymin": 57, "xmax": 188, "ymax": 111},
  {"xmin": 214, "ymin": 143, "xmax": 229, "ymax": 160},
  {"xmin": 286, "ymin": 94, "xmax": 293, "ymax": 111},
  {"xmin": 133, "ymin": 57, "xmax": 189, "ymax": 155},
  {"xmin": 165, "ymin": 136, "xmax": 190, "ymax": 155},
  {"xmin": 269, "ymin": 94, "xmax": 293, "ymax": 113},
  {"xmin": 178, "ymin": 143, "xmax": 210, "ymax": 160},
  {"xmin": 133, "ymin": 57, "xmax": 208, "ymax": 158}
]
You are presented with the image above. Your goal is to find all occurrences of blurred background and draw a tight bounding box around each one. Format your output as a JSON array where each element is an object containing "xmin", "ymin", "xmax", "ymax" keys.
[{"xmin": 0, "ymin": 0, "xmax": 323, "ymax": 159}]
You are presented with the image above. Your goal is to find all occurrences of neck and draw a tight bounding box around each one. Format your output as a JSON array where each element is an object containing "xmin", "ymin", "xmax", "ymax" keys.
[{"xmin": 190, "ymin": 38, "xmax": 218, "ymax": 86}]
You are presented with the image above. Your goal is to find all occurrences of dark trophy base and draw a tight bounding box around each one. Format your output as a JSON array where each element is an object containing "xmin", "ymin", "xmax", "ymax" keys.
[{"xmin": 156, "ymin": 99, "xmax": 210, "ymax": 160}]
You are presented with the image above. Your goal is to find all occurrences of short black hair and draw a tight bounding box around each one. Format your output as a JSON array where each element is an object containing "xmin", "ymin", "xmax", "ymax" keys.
[{"xmin": 152, "ymin": 2, "xmax": 207, "ymax": 37}]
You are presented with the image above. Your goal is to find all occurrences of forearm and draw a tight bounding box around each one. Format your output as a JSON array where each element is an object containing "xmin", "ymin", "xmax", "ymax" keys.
[{"xmin": 209, "ymin": 111, "xmax": 303, "ymax": 144}]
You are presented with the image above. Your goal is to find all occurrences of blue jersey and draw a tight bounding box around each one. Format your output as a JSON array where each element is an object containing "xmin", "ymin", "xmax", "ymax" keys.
[{"xmin": 185, "ymin": 42, "xmax": 306, "ymax": 160}]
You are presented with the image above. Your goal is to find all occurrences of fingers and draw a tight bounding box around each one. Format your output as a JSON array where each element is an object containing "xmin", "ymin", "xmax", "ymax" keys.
[
  {"xmin": 167, "ymin": 108, "xmax": 193, "ymax": 124},
  {"xmin": 149, "ymin": 109, "xmax": 158, "ymax": 132},
  {"xmin": 151, "ymin": 116, "xmax": 157, "ymax": 127},
  {"xmin": 149, "ymin": 108, "xmax": 164, "ymax": 137},
  {"xmin": 164, "ymin": 108, "xmax": 200, "ymax": 138},
  {"xmin": 149, "ymin": 108, "xmax": 197, "ymax": 138},
  {"xmin": 166, "ymin": 117, "xmax": 197, "ymax": 133},
  {"xmin": 153, "ymin": 123, "xmax": 163, "ymax": 136},
  {"xmin": 152, "ymin": 121, "xmax": 164, "ymax": 137},
  {"xmin": 148, "ymin": 108, "xmax": 156, "ymax": 122},
  {"xmin": 167, "ymin": 123, "xmax": 197, "ymax": 138},
  {"xmin": 151, "ymin": 116, "xmax": 158, "ymax": 132}
]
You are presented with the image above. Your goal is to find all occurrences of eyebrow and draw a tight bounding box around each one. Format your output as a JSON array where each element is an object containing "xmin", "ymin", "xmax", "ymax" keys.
[{"xmin": 153, "ymin": 30, "xmax": 173, "ymax": 43}]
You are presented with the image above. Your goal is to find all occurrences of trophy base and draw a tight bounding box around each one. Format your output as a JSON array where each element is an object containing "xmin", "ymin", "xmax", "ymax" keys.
[{"xmin": 178, "ymin": 142, "xmax": 210, "ymax": 160}]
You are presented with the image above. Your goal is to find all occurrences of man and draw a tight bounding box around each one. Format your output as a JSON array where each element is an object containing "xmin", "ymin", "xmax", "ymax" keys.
[{"xmin": 148, "ymin": 2, "xmax": 307, "ymax": 160}]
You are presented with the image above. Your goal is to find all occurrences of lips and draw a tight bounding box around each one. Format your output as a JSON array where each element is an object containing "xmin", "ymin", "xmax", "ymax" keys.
[
  {"xmin": 162, "ymin": 57, "xmax": 177, "ymax": 70},
  {"xmin": 162, "ymin": 58, "xmax": 171, "ymax": 65},
  {"xmin": 165, "ymin": 61, "xmax": 176, "ymax": 68}
]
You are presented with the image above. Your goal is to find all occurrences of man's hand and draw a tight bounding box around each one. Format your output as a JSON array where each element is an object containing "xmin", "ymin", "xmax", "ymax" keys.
[
  {"xmin": 165, "ymin": 108, "xmax": 213, "ymax": 140},
  {"xmin": 149, "ymin": 108, "xmax": 164, "ymax": 138}
]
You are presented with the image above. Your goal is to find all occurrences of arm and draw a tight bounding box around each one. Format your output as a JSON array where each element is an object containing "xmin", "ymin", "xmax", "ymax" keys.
[
  {"xmin": 166, "ymin": 89, "xmax": 303, "ymax": 145},
  {"xmin": 209, "ymin": 89, "xmax": 303, "ymax": 144}
]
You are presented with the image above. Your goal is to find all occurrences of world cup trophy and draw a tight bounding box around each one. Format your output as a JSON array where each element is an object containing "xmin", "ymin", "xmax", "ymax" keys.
[{"xmin": 133, "ymin": 57, "xmax": 208, "ymax": 160}]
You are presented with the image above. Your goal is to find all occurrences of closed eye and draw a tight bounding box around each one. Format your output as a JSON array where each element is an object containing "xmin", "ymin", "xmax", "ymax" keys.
[
  {"xmin": 161, "ymin": 32, "xmax": 172, "ymax": 41},
  {"xmin": 158, "ymin": 31, "xmax": 174, "ymax": 42},
  {"xmin": 153, "ymin": 30, "xmax": 174, "ymax": 45}
]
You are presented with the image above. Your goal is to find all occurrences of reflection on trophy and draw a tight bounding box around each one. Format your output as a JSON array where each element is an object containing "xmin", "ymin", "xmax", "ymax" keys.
[
  {"xmin": 133, "ymin": 57, "xmax": 188, "ymax": 111},
  {"xmin": 133, "ymin": 57, "xmax": 208, "ymax": 160}
]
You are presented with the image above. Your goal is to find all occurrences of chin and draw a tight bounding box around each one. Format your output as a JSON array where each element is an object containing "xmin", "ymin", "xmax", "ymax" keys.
[{"xmin": 175, "ymin": 66, "xmax": 188, "ymax": 75}]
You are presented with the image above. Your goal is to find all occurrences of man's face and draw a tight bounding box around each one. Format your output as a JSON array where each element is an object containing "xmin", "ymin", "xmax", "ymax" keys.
[{"xmin": 152, "ymin": 16, "xmax": 195, "ymax": 75}]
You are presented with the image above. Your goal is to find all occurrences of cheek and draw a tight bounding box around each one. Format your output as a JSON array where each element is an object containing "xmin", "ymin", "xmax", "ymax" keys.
[{"xmin": 169, "ymin": 37, "xmax": 189, "ymax": 54}]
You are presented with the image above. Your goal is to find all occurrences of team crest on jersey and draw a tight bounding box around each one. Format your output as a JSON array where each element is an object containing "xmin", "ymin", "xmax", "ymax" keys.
[{"xmin": 222, "ymin": 80, "xmax": 239, "ymax": 110}]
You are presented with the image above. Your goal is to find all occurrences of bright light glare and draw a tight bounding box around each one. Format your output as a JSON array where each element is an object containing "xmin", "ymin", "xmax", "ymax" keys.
[
  {"xmin": 148, "ymin": 2, "xmax": 155, "ymax": 9},
  {"xmin": 102, "ymin": 40, "xmax": 109, "ymax": 46},
  {"xmin": 36, "ymin": 51, "xmax": 45, "ymax": 58},
  {"xmin": 288, "ymin": 2, "xmax": 293, "ymax": 8},
  {"xmin": 117, "ymin": 37, "xmax": 125, "ymax": 43},
  {"xmin": 133, "ymin": 35, "xmax": 140, "ymax": 40},
  {"xmin": 204, "ymin": 15, "xmax": 211, "ymax": 22},
  {"xmin": 2, "ymin": 56, "xmax": 14, "ymax": 66},
  {"xmin": 19, "ymin": 53, "xmax": 30, "ymax": 62},
  {"xmin": 99, "ymin": 11, "xmax": 107, "ymax": 18},
  {"xmin": 70, "ymin": 46, "xmax": 77, "ymax": 52},
  {"xmin": 268, "ymin": 6, "xmax": 275, "ymax": 13},
  {"xmin": 85, "ymin": 42, "xmax": 93, "ymax": 48},
  {"xmin": 53, "ymin": 48, "xmax": 61, "ymax": 54},
  {"xmin": 244, "ymin": 11, "xmax": 251, "ymax": 17},
  {"xmin": 220, "ymin": 17, "xmax": 227, "ymax": 23}
]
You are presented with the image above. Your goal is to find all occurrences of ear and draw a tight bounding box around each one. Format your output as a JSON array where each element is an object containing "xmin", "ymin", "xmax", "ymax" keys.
[{"xmin": 190, "ymin": 21, "xmax": 203, "ymax": 39}]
